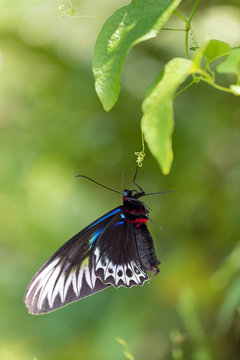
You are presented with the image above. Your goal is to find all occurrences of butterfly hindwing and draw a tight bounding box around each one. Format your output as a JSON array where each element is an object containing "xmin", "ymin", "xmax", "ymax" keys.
[
  {"xmin": 24, "ymin": 207, "xmax": 123, "ymax": 314},
  {"xmin": 93, "ymin": 213, "xmax": 149, "ymax": 288}
]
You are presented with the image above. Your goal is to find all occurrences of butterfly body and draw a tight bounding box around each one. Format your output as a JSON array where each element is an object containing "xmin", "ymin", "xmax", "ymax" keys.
[
  {"xmin": 122, "ymin": 190, "xmax": 160, "ymax": 274},
  {"xmin": 24, "ymin": 188, "xmax": 160, "ymax": 314}
]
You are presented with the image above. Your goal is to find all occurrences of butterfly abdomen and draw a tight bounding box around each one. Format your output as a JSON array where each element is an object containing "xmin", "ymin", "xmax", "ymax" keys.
[{"xmin": 135, "ymin": 224, "xmax": 160, "ymax": 276}]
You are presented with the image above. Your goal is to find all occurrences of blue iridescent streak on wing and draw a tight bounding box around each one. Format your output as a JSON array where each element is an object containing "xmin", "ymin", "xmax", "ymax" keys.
[
  {"xmin": 113, "ymin": 221, "xmax": 124, "ymax": 227},
  {"xmin": 90, "ymin": 228, "xmax": 103, "ymax": 246},
  {"xmin": 88, "ymin": 208, "xmax": 122, "ymax": 229},
  {"xmin": 120, "ymin": 214, "xmax": 126, "ymax": 219}
]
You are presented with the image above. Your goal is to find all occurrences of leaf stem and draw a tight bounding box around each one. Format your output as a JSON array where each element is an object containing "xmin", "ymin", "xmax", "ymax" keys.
[
  {"xmin": 185, "ymin": 0, "xmax": 200, "ymax": 59},
  {"xmin": 162, "ymin": 27, "xmax": 186, "ymax": 31},
  {"xmin": 185, "ymin": 28, "xmax": 190, "ymax": 59},
  {"xmin": 174, "ymin": 79, "xmax": 195, "ymax": 98},
  {"xmin": 201, "ymin": 78, "xmax": 237, "ymax": 94},
  {"xmin": 194, "ymin": 69, "xmax": 237, "ymax": 95},
  {"xmin": 188, "ymin": 0, "xmax": 201, "ymax": 24},
  {"xmin": 175, "ymin": 0, "xmax": 201, "ymax": 59},
  {"xmin": 174, "ymin": 11, "xmax": 188, "ymax": 24}
]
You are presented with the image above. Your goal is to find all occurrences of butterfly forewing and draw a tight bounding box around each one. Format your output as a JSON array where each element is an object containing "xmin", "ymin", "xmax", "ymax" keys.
[{"xmin": 24, "ymin": 207, "xmax": 123, "ymax": 314}]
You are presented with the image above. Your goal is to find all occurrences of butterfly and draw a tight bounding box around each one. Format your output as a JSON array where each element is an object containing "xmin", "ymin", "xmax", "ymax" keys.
[{"xmin": 24, "ymin": 172, "xmax": 162, "ymax": 315}]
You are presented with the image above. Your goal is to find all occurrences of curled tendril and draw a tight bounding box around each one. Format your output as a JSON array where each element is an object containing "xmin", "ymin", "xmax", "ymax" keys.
[
  {"xmin": 135, "ymin": 131, "xmax": 145, "ymax": 167},
  {"xmin": 58, "ymin": 2, "xmax": 75, "ymax": 17},
  {"xmin": 189, "ymin": 28, "xmax": 199, "ymax": 51},
  {"xmin": 58, "ymin": 4, "xmax": 65, "ymax": 17},
  {"xmin": 134, "ymin": 151, "xmax": 145, "ymax": 167},
  {"xmin": 67, "ymin": 8, "xmax": 75, "ymax": 16},
  {"xmin": 57, "ymin": 1, "xmax": 101, "ymax": 20}
]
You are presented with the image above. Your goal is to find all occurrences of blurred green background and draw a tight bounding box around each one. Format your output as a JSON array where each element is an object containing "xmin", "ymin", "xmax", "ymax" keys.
[{"xmin": 0, "ymin": 0, "xmax": 240, "ymax": 359}]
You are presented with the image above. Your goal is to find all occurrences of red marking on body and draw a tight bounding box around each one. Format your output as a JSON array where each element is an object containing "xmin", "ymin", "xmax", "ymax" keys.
[
  {"xmin": 123, "ymin": 196, "xmax": 127, "ymax": 202},
  {"xmin": 127, "ymin": 218, "xmax": 148, "ymax": 227}
]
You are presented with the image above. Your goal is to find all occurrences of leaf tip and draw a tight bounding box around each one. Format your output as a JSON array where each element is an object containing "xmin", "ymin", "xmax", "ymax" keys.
[{"xmin": 162, "ymin": 166, "xmax": 170, "ymax": 175}]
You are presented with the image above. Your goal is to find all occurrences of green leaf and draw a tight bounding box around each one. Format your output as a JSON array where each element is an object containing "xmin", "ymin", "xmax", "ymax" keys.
[
  {"xmin": 217, "ymin": 47, "xmax": 240, "ymax": 74},
  {"xmin": 93, "ymin": 0, "xmax": 183, "ymax": 111},
  {"xmin": 203, "ymin": 39, "xmax": 231, "ymax": 64},
  {"xmin": 141, "ymin": 58, "xmax": 192, "ymax": 174},
  {"xmin": 191, "ymin": 39, "xmax": 231, "ymax": 71},
  {"xmin": 191, "ymin": 40, "xmax": 210, "ymax": 70}
]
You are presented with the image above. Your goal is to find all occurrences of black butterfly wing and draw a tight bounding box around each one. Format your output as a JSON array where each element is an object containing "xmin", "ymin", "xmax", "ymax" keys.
[
  {"xmin": 92, "ymin": 214, "xmax": 149, "ymax": 288},
  {"xmin": 24, "ymin": 207, "xmax": 123, "ymax": 315}
]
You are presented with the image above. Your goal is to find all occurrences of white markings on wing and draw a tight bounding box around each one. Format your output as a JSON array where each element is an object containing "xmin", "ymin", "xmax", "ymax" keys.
[
  {"xmin": 25, "ymin": 232, "xmax": 149, "ymax": 313},
  {"xmin": 25, "ymin": 258, "xmax": 59, "ymax": 299},
  {"xmin": 25, "ymin": 255, "xmax": 101, "ymax": 313},
  {"xmin": 51, "ymin": 270, "xmax": 65, "ymax": 304},
  {"xmin": 93, "ymin": 247, "xmax": 148, "ymax": 288},
  {"xmin": 63, "ymin": 271, "xmax": 75, "ymax": 300},
  {"xmin": 36, "ymin": 264, "xmax": 61, "ymax": 309}
]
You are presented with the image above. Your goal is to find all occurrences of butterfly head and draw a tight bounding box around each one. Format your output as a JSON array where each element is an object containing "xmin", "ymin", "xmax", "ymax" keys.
[{"xmin": 122, "ymin": 189, "xmax": 145, "ymax": 200}]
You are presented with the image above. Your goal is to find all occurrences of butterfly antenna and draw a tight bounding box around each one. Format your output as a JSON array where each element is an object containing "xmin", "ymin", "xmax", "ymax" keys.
[
  {"xmin": 76, "ymin": 175, "xmax": 121, "ymax": 194},
  {"xmin": 133, "ymin": 165, "xmax": 144, "ymax": 193},
  {"xmin": 143, "ymin": 191, "xmax": 177, "ymax": 196}
]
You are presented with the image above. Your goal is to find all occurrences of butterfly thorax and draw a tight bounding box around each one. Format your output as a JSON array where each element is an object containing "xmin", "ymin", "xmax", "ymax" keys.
[{"xmin": 122, "ymin": 189, "xmax": 149, "ymax": 228}]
